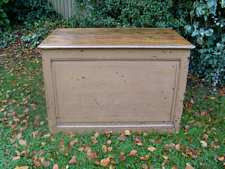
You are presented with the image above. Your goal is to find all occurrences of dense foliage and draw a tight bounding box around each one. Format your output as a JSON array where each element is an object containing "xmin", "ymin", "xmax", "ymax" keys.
[
  {"xmin": 0, "ymin": 0, "xmax": 225, "ymax": 86},
  {"xmin": 0, "ymin": 0, "xmax": 62, "ymax": 48},
  {"xmin": 0, "ymin": 0, "xmax": 10, "ymax": 31},
  {"xmin": 174, "ymin": 0, "xmax": 225, "ymax": 86},
  {"xmin": 73, "ymin": 0, "xmax": 179, "ymax": 28}
]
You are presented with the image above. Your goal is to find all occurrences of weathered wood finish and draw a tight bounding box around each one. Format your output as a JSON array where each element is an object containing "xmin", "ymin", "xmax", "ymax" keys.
[
  {"xmin": 39, "ymin": 28, "xmax": 194, "ymax": 133},
  {"xmin": 39, "ymin": 28, "xmax": 194, "ymax": 49}
]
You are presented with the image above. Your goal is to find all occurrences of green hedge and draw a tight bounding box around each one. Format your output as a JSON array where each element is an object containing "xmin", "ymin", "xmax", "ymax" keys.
[{"xmin": 72, "ymin": 0, "xmax": 179, "ymax": 28}]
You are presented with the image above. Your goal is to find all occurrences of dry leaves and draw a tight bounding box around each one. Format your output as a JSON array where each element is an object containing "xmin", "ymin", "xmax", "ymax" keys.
[
  {"xmin": 140, "ymin": 155, "xmax": 149, "ymax": 161},
  {"xmin": 200, "ymin": 140, "xmax": 207, "ymax": 148},
  {"xmin": 100, "ymin": 157, "xmax": 111, "ymax": 167},
  {"xmin": 124, "ymin": 130, "xmax": 131, "ymax": 136},
  {"xmin": 18, "ymin": 139, "xmax": 27, "ymax": 146},
  {"xmin": 15, "ymin": 166, "xmax": 29, "ymax": 169},
  {"xmin": 185, "ymin": 163, "xmax": 194, "ymax": 169},
  {"xmin": 52, "ymin": 164, "xmax": 59, "ymax": 169},
  {"xmin": 128, "ymin": 150, "xmax": 137, "ymax": 157},
  {"xmin": 147, "ymin": 146, "xmax": 156, "ymax": 152},
  {"xmin": 87, "ymin": 149, "xmax": 98, "ymax": 159},
  {"xmin": 68, "ymin": 155, "xmax": 77, "ymax": 164},
  {"xmin": 119, "ymin": 152, "xmax": 126, "ymax": 161},
  {"xmin": 217, "ymin": 156, "xmax": 225, "ymax": 161},
  {"xmin": 134, "ymin": 137, "xmax": 143, "ymax": 146}
]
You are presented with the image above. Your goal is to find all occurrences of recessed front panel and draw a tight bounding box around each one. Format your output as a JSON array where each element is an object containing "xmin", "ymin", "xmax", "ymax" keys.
[{"xmin": 52, "ymin": 60, "xmax": 178, "ymax": 124}]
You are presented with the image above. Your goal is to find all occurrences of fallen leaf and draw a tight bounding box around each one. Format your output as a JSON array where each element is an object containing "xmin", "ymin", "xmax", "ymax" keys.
[
  {"xmin": 107, "ymin": 146, "xmax": 112, "ymax": 152},
  {"xmin": 19, "ymin": 139, "xmax": 27, "ymax": 146},
  {"xmin": 69, "ymin": 139, "xmax": 78, "ymax": 148},
  {"xmin": 217, "ymin": 156, "xmax": 225, "ymax": 161},
  {"xmin": 200, "ymin": 111, "xmax": 208, "ymax": 116},
  {"xmin": 15, "ymin": 166, "xmax": 29, "ymax": 169},
  {"xmin": 119, "ymin": 152, "xmax": 126, "ymax": 161},
  {"xmin": 163, "ymin": 155, "xmax": 168, "ymax": 160},
  {"xmin": 200, "ymin": 140, "xmax": 207, "ymax": 148},
  {"xmin": 94, "ymin": 132, "xmax": 99, "ymax": 138},
  {"xmin": 68, "ymin": 155, "xmax": 77, "ymax": 164},
  {"xmin": 118, "ymin": 134, "xmax": 126, "ymax": 141},
  {"xmin": 148, "ymin": 146, "xmax": 156, "ymax": 152},
  {"xmin": 100, "ymin": 157, "xmax": 111, "ymax": 167},
  {"xmin": 140, "ymin": 155, "xmax": 149, "ymax": 161},
  {"xmin": 172, "ymin": 165, "xmax": 178, "ymax": 169},
  {"xmin": 32, "ymin": 157, "xmax": 41, "ymax": 167},
  {"xmin": 52, "ymin": 164, "xmax": 59, "ymax": 169},
  {"xmin": 128, "ymin": 150, "xmax": 137, "ymax": 157},
  {"xmin": 124, "ymin": 130, "xmax": 131, "ymax": 136},
  {"xmin": 135, "ymin": 137, "xmax": 143, "ymax": 146},
  {"xmin": 142, "ymin": 164, "xmax": 149, "ymax": 169},
  {"xmin": 13, "ymin": 156, "xmax": 20, "ymax": 160},
  {"xmin": 106, "ymin": 140, "xmax": 112, "ymax": 145},
  {"xmin": 102, "ymin": 145, "xmax": 108, "ymax": 153},
  {"xmin": 185, "ymin": 163, "xmax": 194, "ymax": 169},
  {"xmin": 104, "ymin": 130, "xmax": 112, "ymax": 137},
  {"xmin": 40, "ymin": 158, "xmax": 50, "ymax": 168},
  {"xmin": 175, "ymin": 144, "xmax": 180, "ymax": 151},
  {"xmin": 87, "ymin": 149, "xmax": 98, "ymax": 159}
]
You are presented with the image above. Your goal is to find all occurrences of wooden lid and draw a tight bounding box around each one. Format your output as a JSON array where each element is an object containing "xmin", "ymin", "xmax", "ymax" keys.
[{"xmin": 38, "ymin": 28, "xmax": 195, "ymax": 49}]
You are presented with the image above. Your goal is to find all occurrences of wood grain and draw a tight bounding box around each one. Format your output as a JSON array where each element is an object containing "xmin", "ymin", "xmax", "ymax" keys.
[{"xmin": 38, "ymin": 28, "xmax": 195, "ymax": 49}]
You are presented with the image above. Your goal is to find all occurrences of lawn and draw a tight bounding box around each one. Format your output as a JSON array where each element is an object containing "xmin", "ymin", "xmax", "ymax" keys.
[{"xmin": 0, "ymin": 44, "xmax": 225, "ymax": 169}]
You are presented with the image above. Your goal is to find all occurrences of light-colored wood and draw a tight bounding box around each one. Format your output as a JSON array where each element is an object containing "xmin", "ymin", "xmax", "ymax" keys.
[
  {"xmin": 38, "ymin": 28, "xmax": 195, "ymax": 49},
  {"xmin": 39, "ymin": 28, "xmax": 193, "ymax": 133}
]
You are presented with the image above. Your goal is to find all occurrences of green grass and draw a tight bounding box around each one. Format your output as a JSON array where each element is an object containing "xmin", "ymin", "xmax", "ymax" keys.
[{"xmin": 0, "ymin": 46, "xmax": 225, "ymax": 169}]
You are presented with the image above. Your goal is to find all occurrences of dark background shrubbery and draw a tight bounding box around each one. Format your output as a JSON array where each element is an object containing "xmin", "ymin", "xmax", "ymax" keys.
[{"xmin": 0, "ymin": 0, "xmax": 225, "ymax": 86}]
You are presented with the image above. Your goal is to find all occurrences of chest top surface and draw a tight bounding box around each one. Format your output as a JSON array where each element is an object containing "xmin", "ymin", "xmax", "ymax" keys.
[{"xmin": 38, "ymin": 28, "xmax": 194, "ymax": 49}]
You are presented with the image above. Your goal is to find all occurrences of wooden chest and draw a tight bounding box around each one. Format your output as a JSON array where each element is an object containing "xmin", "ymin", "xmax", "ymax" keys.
[{"xmin": 38, "ymin": 28, "xmax": 194, "ymax": 133}]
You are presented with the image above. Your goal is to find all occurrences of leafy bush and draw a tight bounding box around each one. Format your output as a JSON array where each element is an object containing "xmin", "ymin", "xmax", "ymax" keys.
[
  {"xmin": 174, "ymin": 0, "xmax": 225, "ymax": 86},
  {"xmin": 0, "ymin": 0, "xmax": 10, "ymax": 31},
  {"xmin": 4, "ymin": 0, "xmax": 57, "ymax": 25},
  {"xmin": 72, "ymin": 0, "xmax": 179, "ymax": 28}
]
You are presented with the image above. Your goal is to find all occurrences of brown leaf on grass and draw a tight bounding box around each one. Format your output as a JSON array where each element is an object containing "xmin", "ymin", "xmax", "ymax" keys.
[
  {"xmin": 87, "ymin": 149, "xmax": 98, "ymax": 159},
  {"xmin": 13, "ymin": 156, "xmax": 20, "ymax": 160},
  {"xmin": 106, "ymin": 140, "xmax": 112, "ymax": 145},
  {"xmin": 32, "ymin": 157, "xmax": 42, "ymax": 167},
  {"xmin": 40, "ymin": 158, "xmax": 50, "ymax": 168},
  {"xmin": 128, "ymin": 150, "xmax": 137, "ymax": 157},
  {"xmin": 119, "ymin": 152, "xmax": 126, "ymax": 161},
  {"xmin": 200, "ymin": 111, "xmax": 208, "ymax": 116},
  {"xmin": 172, "ymin": 166, "xmax": 178, "ymax": 169},
  {"xmin": 102, "ymin": 145, "xmax": 108, "ymax": 153},
  {"xmin": 19, "ymin": 139, "xmax": 27, "ymax": 146},
  {"xmin": 185, "ymin": 163, "xmax": 194, "ymax": 169},
  {"xmin": 185, "ymin": 148, "xmax": 199, "ymax": 158},
  {"xmin": 147, "ymin": 146, "xmax": 156, "ymax": 152},
  {"xmin": 118, "ymin": 134, "xmax": 126, "ymax": 141},
  {"xmin": 175, "ymin": 144, "xmax": 180, "ymax": 151},
  {"xmin": 91, "ymin": 136, "xmax": 98, "ymax": 144},
  {"xmin": 100, "ymin": 157, "xmax": 111, "ymax": 167},
  {"xmin": 15, "ymin": 166, "xmax": 29, "ymax": 169},
  {"xmin": 68, "ymin": 139, "xmax": 78, "ymax": 148},
  {"xmin": 52, "ymin": 164, "xmax": 59, "ymax": 169},
  {"xmin": 124, "ymin": 130, "xmax": 131, "ymax": 136},
  {"xmin": 140, "ymin": 155, "xmax": 149, "ymax": 161},
  {"xmin": 68, "ymin": 155, "xmax": 77, "ymax": 164},
  {"xmin": 217, "ymin": 156, "xmax": 225, "ymax": 161},
  {"xmin": 104, "ymin": 130, "xmax": 113, "ymax": 137},
  {"xmin": 134, "ymin": 137, "xmax": 143, "ymax": 146},
  {"xmin": 200, "ymin": 140, "xmax": 208, "ymax": 148}
]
